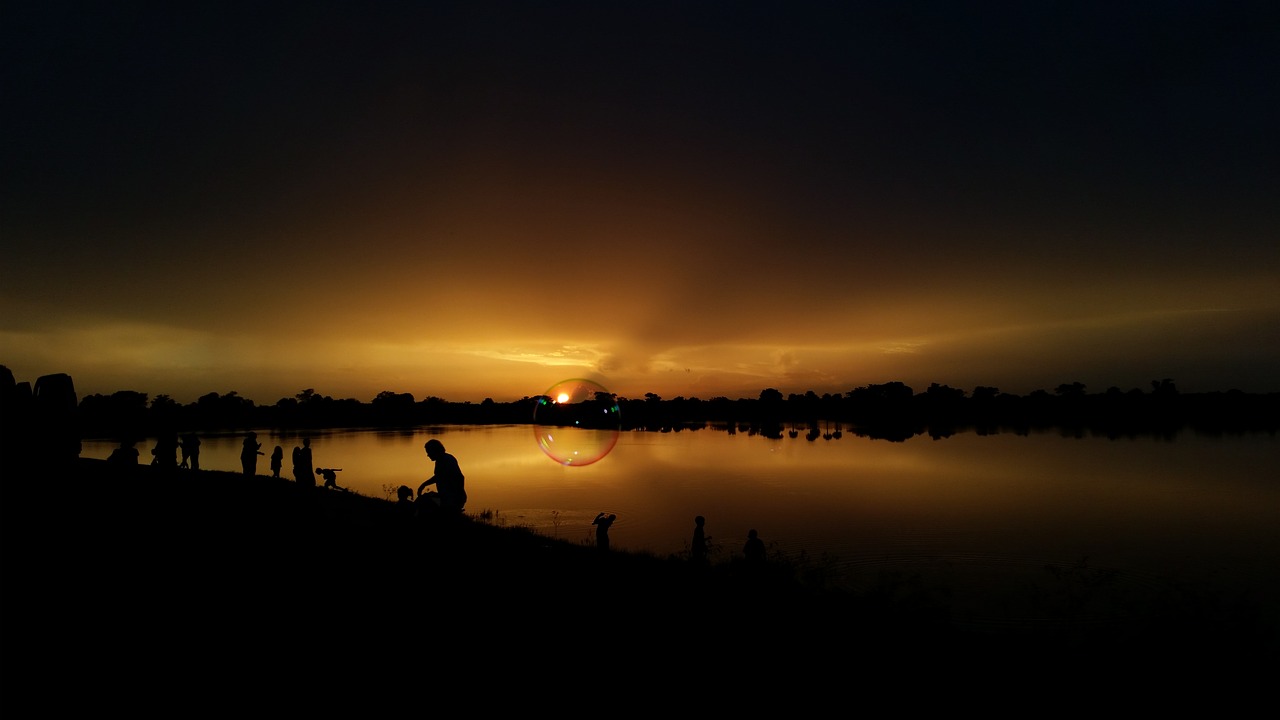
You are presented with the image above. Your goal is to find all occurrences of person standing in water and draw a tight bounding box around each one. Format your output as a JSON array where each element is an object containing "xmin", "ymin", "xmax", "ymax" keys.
[{"xmin": 593, "ymin": 512, "xmax": 617, "ymax": 551}]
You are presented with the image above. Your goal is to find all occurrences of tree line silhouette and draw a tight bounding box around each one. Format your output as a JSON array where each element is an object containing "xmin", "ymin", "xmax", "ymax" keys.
[{"xmin": 4, "ymin": 363, "xmax": 1275, "ymax": 446}]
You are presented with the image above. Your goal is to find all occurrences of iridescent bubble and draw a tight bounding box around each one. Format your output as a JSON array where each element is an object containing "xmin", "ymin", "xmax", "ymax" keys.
[{"xmin": 532, "ymin": 378, "xmax": 622, "ymax": 466}]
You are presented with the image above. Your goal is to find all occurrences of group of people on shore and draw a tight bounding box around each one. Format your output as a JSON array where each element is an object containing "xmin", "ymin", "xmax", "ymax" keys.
[
  {"xmin": 109, "ymin": 432, "xmax": 348, "ymax": 492},
  {"xmin": 239, "ymin": 434, "xmax": 350, "ymax": 491},
  {"xmin": 113, "ymin": 432, "xmax": 767, "ymax": 565},
  {"xmin": 106, "ymin": 432, "xmax": 205, "ymax": 469},
  {"xmin": 113, "ymin": 432, "xmax": 453, "ymax": 503}
]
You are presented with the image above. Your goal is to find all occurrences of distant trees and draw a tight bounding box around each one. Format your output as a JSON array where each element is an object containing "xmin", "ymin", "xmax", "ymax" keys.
[
  {"xmin": 1055, "ymin": 382, "xmax": 1087, "ymax": 397},
  {"xmin": 371, "ymin": 390, "xmax": 416, "ymax": 425},
  {"xmin": 78, "ymin": 390, "xmax": 150, "ymax": 439},
  {"xmin": 3, "ymin": 353, "xmax": 1267, "ymax": 446},
  {"xmin": 42, "ymin": 372, "xmax": 1280, "ymax": 442}
]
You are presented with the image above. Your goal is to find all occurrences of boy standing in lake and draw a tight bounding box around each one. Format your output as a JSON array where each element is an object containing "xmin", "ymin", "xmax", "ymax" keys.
[{"xmin": 593, "ymin": 512, "xmax": 616, "ymax": 551}]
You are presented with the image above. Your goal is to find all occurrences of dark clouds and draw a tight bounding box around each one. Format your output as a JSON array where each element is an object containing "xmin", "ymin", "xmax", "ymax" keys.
[{"xmin": 3, "ymin": 1, "xmax": 1278, "ymax": 402}]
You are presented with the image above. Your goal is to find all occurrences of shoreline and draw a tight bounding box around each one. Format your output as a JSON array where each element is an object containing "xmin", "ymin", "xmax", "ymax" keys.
[{"xmin": 4, "ymin": 457, "xmax": 1275, "ymax": 684}]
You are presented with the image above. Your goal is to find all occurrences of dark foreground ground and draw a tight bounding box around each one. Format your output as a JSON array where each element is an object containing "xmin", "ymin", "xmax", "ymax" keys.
[{"xmin": 4, "ymin": 457, "xmax": 1275, "ymax": 707}]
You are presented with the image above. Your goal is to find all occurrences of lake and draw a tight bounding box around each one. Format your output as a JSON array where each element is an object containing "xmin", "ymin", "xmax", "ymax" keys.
[{"xmin": 82, "ymin": 424, "xmax": 1280, "ymax": 633}]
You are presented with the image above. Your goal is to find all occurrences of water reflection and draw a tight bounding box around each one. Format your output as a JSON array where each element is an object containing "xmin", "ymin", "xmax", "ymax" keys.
[{"xmin": 82, "ymin": 425, "xmax": 1280, "ymax": 628}]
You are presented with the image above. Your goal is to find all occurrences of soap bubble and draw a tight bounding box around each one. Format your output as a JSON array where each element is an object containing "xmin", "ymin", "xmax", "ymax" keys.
[{"xmin": 533, "ymin": 378, "xmax": 622, "ymax": 466}]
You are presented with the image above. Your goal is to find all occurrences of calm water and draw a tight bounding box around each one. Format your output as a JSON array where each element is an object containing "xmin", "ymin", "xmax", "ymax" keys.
[{"xmin": 83, "ymin": 425, "xmax": 1280, "ymax": 630}]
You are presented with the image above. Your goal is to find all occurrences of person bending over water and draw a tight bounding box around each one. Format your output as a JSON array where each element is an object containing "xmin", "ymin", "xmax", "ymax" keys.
[
  {"xmin": 318, "ymin": 467, "xmax": 347, "ymax": 492},
  {"xmin": 417, "ymin": 439, "xmax": 466, "ymax": 515}
]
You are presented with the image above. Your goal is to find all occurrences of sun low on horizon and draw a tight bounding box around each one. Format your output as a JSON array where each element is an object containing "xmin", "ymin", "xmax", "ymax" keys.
[{"xmin": 2, "ymin": 3, "xmax": 1277, "ymax": 404}]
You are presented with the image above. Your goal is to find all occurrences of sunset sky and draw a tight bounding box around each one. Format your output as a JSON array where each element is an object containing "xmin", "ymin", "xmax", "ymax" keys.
[{"xmin": 3, "ymin": 1, "xmax": 1278, "ymax": 405}]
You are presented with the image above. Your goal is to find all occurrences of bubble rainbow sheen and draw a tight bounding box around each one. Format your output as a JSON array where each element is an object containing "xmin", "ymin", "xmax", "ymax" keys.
[{"xmin": 532, "ymin": 378, "xmax": 622, "ymax": 466}]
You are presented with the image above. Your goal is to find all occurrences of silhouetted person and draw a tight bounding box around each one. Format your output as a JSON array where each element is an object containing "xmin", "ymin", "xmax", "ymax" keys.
[
  {"xmin": 269, "ymin": 445, "xmax": 284, "ymax": 478},
  {"xmin": 396, "ymin": 485, "xmax": 417, "ymax": 519},
  {"xmin": 691, "ymin": 515, "xmax": 709, "ymax": 565},
  {"xmin": 178, "ymin": 432, "xmax": 201, "ymax": 470},
  {"xmin": 293, "ymin": 437, "xmax": 315, "ymax": 487},
  {"xmin": 106, "ymin": 438, "xmax": 140, "ymax": 481},
  {"xmin": 107, "ymin": 439, "xmax": 140, "ymax": 466},
  {"xmin": 318, "ymin": 467, "xmax": 347, "ymax": 492},
  {"xmin": 151, "ymin": 431, "xmax": 179, "ymax": 468},
  {"xmin": 240, "ymin": 432, "xmax": 263, "ymax": 476},
  {"xmin": 743, "ymin": 528, "xmax": 766, "ymax": 566},
  {"xmin": 593, "ymin": 512, "xmax": 617, "ymax": 551},
  {"xmin": 417, "ymin": 438, "xmax": 466, "ymax": 515},
  {"xmin": 187, "ymin": 433, "xmax": 201, "ymax": 470}
]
